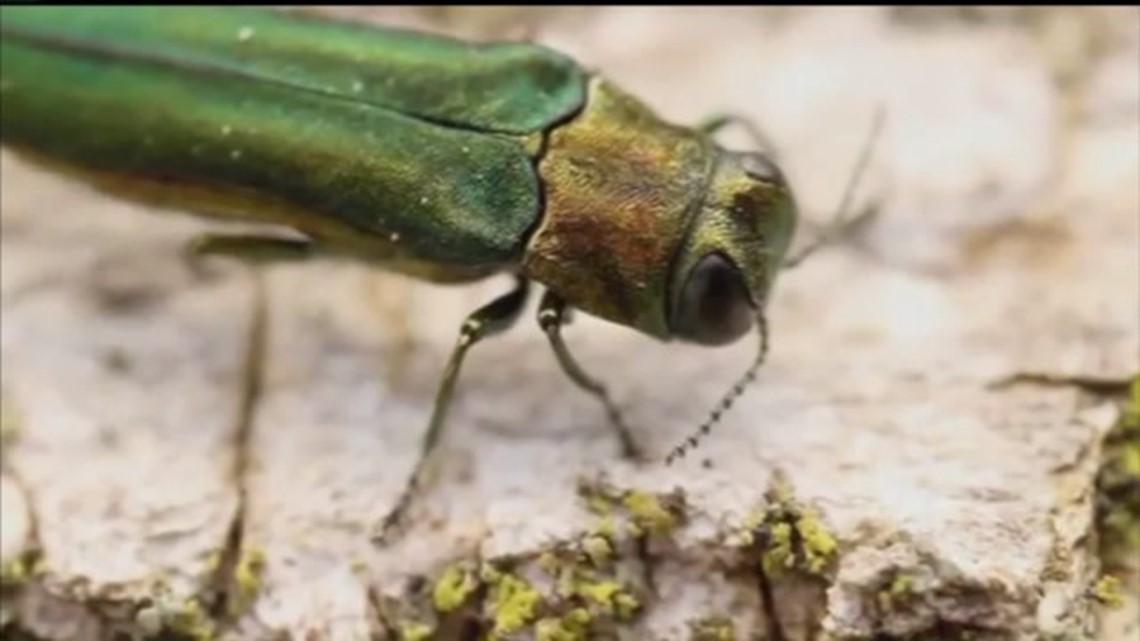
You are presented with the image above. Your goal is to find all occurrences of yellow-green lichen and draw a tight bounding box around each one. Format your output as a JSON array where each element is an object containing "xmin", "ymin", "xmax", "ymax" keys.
[
  {"xmin": 231, "ymin": 547, "xmax": 266, "ymax": 614},
  {"xmin": 571, "ymin": 577, "xmax": 639, "ymax": 620},
  {"xmin": 538, "ymin": 551, "xmax": 561, "ymax": 575},
  {"xmin": 688, "ymin": 614, "xmax": 736, "ymax": 641},
  {"xmin": 399, "ymin": 621, "xmax": 433, "ymax": 641},
  {"xmin": 579, "ymin": 479, "xmax": 684, "ymax": 539},
  {"xmin": 622, "ymin": 489, "xmax": 677, "ymax": 535},
  {"xmin": 581, "ymin": 535, "xmax": 612, "ymax": 567},
  {"xmin": 203, "ymin": 549, "xmax": 223, "ymax": 574},
  {"xmin": 1096, "ymin": 375, "xmax": 1140, "ymax": 561},
  {"xmin": 0, "ymin": 398, "xmax": 21, "ymax": 446},
  {"xmin": 877, "ymin": 572, "xmax": 917, "ymax": 612},
  {"xmin": 433, "ymin": 562, "xmax": 478, "ymax": 612},
  {"xmin": 796, "ymin": 510, "xmax": 839, "ymax": 574},
  {"xmin": 585, "ymin": 494, "xmax": 612, "ymax": 517},
  {"xmin": 0, "ymin": 559, "xmax": 30, "ymax": 586},
  {"xmin": 1, "ymin": 554, "xmax": 44, "ymax": 614},
  {"xmin": 761, "ymin": 521, "xmax": 796, "ymax": 575},
  {"xmin": 746, "ymin": 481, "xmax": 839, "ymax": 579},
  {"xmin": 1091, "ymin": 574, "xmax": 1123, "ymax": 609},
  {"xmin": 136, "ymin": 594, "xmax": 215, "ymax": 641},
  {"xmin": 594, "ymin": 515, "xmax": 617, "ymax": 540},
  {"xmin": 535, "ymin": 609, "xmax": 591, "ymax": 641},
  {"xmin": 488, "ymin": 571, "xmax": 542, "ymax": 637}
]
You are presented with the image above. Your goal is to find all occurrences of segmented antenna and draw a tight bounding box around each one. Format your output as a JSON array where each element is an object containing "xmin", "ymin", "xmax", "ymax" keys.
[
  {"xmin": 662, "ymin": 106, "xmax": 886, "ymax": 465},
  {"xmin": 664, "ymin": 311, "xmax": 769, "ymax": 465}
]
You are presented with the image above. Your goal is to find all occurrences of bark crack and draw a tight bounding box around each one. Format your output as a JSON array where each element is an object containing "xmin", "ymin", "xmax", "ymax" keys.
[
  {"xmin": 208, "ymin": 270, "xmax": 268, "ymax": 623},
  {"xmin": 755, "ymin": 562, "xmax": 787, "ymax": 641},
  {"xmin": 989, "ymin": 372, "xmax": 1133, "ymax": 395}
]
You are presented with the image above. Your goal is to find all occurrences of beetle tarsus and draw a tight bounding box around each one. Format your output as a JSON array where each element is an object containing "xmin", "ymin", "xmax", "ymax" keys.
[{"xmin": 375, "ymin": 277, "xmax": 531, "ymax": 543}]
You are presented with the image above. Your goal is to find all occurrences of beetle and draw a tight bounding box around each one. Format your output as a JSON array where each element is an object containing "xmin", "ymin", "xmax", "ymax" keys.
[{"xmin": 0, "ymin": 7, "xmax": 877, "ymax": 537}]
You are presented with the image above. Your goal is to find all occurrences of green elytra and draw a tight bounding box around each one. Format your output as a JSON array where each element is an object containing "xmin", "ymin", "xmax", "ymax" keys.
[
  {"xmin": 1, "ymin": 7, "xmax": 873, "ymax": 540},
  {"xmin": 0, "ymin": 6, "xmax": 580, "ymax": 278}
]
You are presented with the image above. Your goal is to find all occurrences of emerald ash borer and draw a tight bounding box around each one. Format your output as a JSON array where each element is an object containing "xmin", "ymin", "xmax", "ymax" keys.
[{"xmin": 0, "ymin": 7, "xmax": 877, "ymax": 536}]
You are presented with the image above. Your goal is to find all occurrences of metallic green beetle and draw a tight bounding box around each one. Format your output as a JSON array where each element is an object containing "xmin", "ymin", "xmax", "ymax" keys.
[{"xmin": 1, "ymin": 7, "xmax": 866, "ymax": 536}]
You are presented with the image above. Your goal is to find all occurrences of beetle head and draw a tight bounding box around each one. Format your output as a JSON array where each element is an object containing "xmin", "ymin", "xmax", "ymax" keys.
[{"xmin": 669, "ymin": 150, "xmax": 796, "ymax": 345}]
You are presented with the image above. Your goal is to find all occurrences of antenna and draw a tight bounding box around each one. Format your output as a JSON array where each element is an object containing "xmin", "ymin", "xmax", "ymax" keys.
[
  {"xmin": 662, "ymin": 104, "xmax": 886, "ymax": 465},
  {"xmin": 783, "ymin": 104, "xmax": 887, "ymax": 269},
  {"xmin": 664, "ymin": 311, "xmax": 769, "ymax": 465}
]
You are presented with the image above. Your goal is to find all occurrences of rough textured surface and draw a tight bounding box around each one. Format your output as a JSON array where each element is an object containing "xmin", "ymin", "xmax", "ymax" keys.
[{"xmin": 1, "ymin": 6, "xmax": 1137, "ymax": 641}]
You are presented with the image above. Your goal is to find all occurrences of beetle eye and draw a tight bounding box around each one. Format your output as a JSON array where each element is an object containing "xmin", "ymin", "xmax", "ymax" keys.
[
  {"xmin": 673, "ymin": 253, "xmax": 755, "ymax": 346},
  {"xmin": 738, "ymin": 152, "xmax": 783, "ymax": 184}
]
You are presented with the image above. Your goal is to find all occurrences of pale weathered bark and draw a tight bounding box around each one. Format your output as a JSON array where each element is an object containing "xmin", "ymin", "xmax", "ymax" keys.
[{"xmin": 1, "ymin": 7, "xmax": 1137, "ymax": 641}]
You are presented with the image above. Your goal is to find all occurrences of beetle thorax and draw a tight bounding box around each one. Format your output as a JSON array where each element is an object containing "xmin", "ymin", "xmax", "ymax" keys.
[{"xmin": 523, "ymin": 78, "xmax": 714, "ymax": 339}]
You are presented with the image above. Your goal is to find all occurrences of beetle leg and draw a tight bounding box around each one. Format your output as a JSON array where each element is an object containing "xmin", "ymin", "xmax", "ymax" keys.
[
  {"xmin": 782, "ymin": 203, "xmax": 879, "ymax": 269},
  {"xmin": 783, "ymin": 105, "xmax": 887, "ymax": 270},
  {"xmin": 186, "ymin": 233, "xmax": 315, "ymax": 264},
  {"xmin": 698, "ymin": 113, "xmax": 779, "ymax": 157},
  {"xmin": 537, "ymin": 289, "xmax": 641, "ymax": 461},
  {"xmin": 377, "ymin": 276, "xmax": 530, "ymax": 542}
]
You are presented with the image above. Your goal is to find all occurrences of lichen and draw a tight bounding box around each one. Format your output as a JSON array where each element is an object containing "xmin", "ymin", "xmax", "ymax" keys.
[
  {"xmin": 741, "ymin": 480, "xmax": 839, "ymax": 579},
  {"xmin": 688, "ymin": 614, "xmax": 736, "ymax": 641},
  {"xmin": 622, "ymin": 489, "xmax": 677, "ymax": 535},
  {"xmin": 571, "ymin": 577, "xmax": 639, "ymax": 619},
  {"xmin": 399, "ymin": 621, "xmax": 433, "ymax": 641},
  {"xmin": 0, "ymin": 560, "xmax": 29, "ymax": 586},
  {"xmin": 1096, "ymin": 375, "xmax": 1140, "ymax": 564},
  {"xmin": 0, "ymin": 397, "xmax": 20, "ymax": 446},
  {"xmin": 535, "ymin": 609, "xmax": 591, "ymax": 641},
  {"xmin": 231, "ymin": 547, "xmax": 266, "ymax": 614},
  {"xmin": 595, "ymin": 515, "xmax": 617, "ymax": 540},
  {"xmin": 876, "ymin": 571, "xmax": 917, "ymax": 612},
  {"xmin": 577, "ymin": 479, "xmax": 685, "ymax": 540},
  {"xmin": 1090, "ymin": 574, "xmax": 1123, "ymax": 609},
  {"xmin": 761, "ymin": 521, "xmax": 796, "ymax": 575},
  {"xmin": 487, "ymin": 569, "xmax": 541, "ymax": 637},
  {"xmin": 580, "ymin": 535, "xmax": 612, "ymax": 567},
  {"xmin": 203, "ymin": 549, "xmax": 222, "ymax": 574},
  {"xmin": 432, "ymin": 562, "xmax": 478, "ymax": 612},
  {"xmin": 135, "ymin": 593, "xmax": 215, "ymax": 641},
  {"xmin": 795, "ymin": 509, "xmax": 839, "ymax": 574}
]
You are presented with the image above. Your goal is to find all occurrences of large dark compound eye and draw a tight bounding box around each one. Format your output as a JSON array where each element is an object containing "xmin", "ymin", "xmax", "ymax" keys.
[{"xmin": 674, "ymin": 253, "xmax": 755, "ymax": 346}]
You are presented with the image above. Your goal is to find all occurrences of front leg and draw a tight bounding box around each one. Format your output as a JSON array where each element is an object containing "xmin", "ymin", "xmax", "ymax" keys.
[
  {"xmin": 376, "ymin": 276, "xmax": 531, "ymax": 542},
  {"xmin": 538, "ymin": 289, "xmax": 641, "ymax": 460}
]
